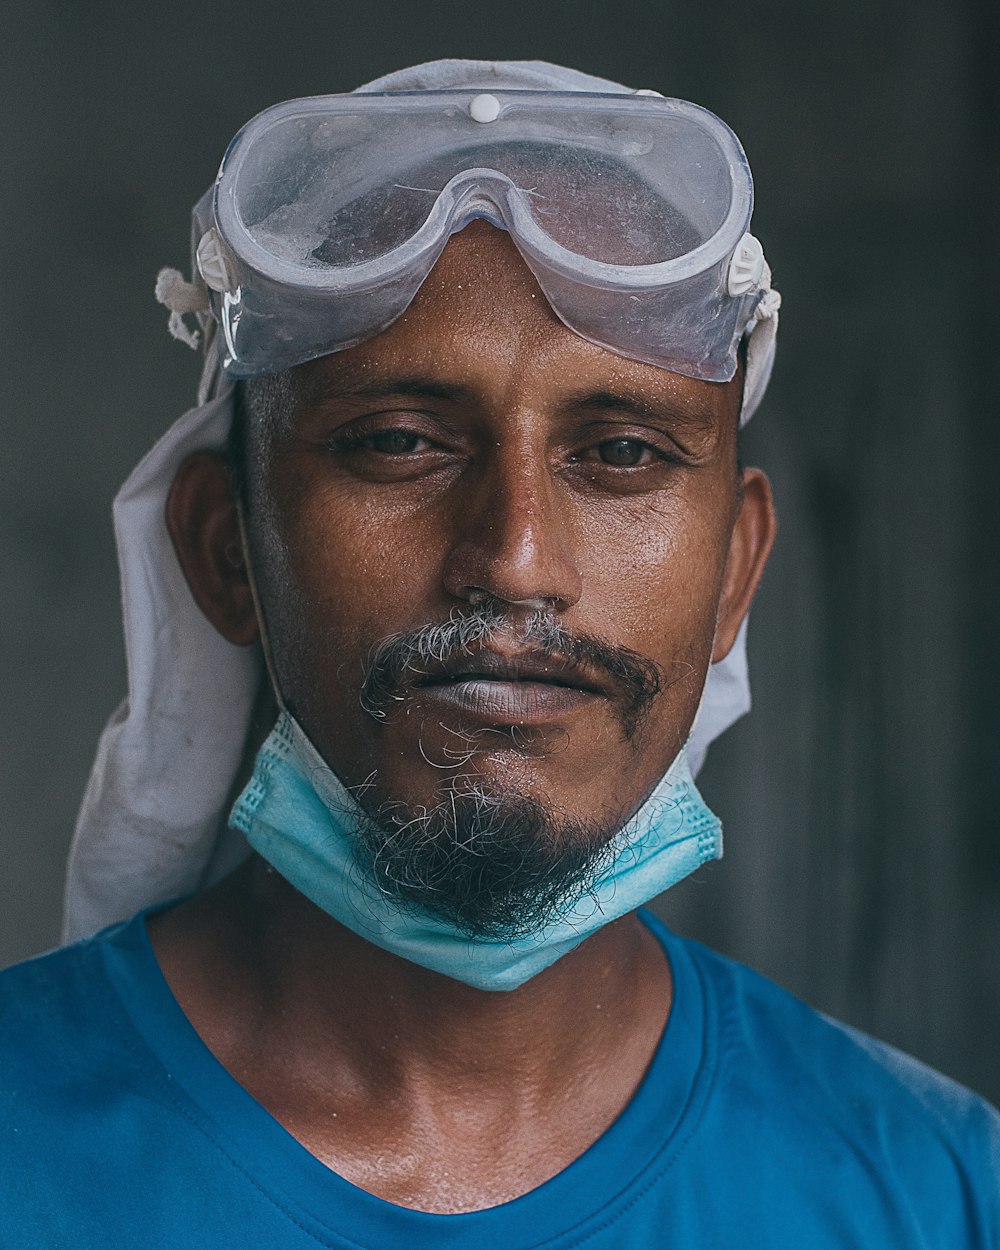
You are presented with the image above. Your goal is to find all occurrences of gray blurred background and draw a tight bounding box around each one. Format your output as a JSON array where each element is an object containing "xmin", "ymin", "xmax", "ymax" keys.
[{"xmin": 2, "ymin": 1, "xmax": 997, "ymax": 1102}]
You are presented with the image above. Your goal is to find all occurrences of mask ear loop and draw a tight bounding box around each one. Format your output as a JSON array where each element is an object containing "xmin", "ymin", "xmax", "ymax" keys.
[
  {"xmin": 229, "ymin": 495, "xmax": 368, "ymax": 832},
  {"xmin": 233, "ymin": 497, "xmax": 288, "ymax": 715}
]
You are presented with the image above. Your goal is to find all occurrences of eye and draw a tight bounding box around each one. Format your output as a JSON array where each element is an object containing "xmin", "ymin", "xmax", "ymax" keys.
[
  {"xmin": 327, "ymin": 421, "xmax": 456, "ymax": 481},
  {"xmin": 596, "ymin": 438, "xmax": 655, "ymax": 466},
  {"xmin": 364, "ymin": 429, "xmax": 429, "ymax": 455}
]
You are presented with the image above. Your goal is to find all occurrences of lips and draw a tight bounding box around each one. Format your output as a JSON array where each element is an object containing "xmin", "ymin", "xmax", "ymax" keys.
[{"xmin": 412, "ymin": 647, "xmax": 606, "ymax": 725}]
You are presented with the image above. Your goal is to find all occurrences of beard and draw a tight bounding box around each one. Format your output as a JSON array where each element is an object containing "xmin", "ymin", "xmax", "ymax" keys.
[
  {"xmin": 345, "ymin": 596, "xmax": 665, "ymax": 940},
  {"xmin": 350, "ymin": 782, "xmax": 626, "ymax": 941}
]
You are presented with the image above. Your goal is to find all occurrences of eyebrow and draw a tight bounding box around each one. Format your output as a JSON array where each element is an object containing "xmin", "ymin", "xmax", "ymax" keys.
[
  {"xmin": 568, "ymin": 388, "xmax": 722, "ymax": 435},
  {"xmin": 303, "ymin": 375, "xmax": 477, "ymax": 408},
  {"xmin": 302, "ymin": 373, "xmax": 723, "ymax": 438}
]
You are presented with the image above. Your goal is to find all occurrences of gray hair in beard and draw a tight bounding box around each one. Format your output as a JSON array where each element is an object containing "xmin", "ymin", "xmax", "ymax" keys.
[
  {"xmin": 348, "ymin": 598, "xmax": 664, "ymax": 939},
  {"xmin": 352, "ymin": 786, "xmax": 624, "ymax": 940},
  {"xmin": 360, "ymin": 599, "xmax": 663, "ymax": 740}
]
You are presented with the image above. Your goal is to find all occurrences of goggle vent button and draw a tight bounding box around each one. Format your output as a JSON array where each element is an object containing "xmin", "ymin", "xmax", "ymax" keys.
[{"xmin": 469, "ymin": 93, "xmax": 501, "ymax": 124}]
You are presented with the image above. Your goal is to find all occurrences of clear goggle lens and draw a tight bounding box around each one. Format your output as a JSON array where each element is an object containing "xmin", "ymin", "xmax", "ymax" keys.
[{"xmin": 196, "ymin": 91, "xmax": 771, "ymax": 381}]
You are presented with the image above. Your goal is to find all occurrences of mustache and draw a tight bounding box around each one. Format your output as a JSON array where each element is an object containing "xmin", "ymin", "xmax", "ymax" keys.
[{"xmin": 359, "ymin": 597, "xmax": 663, "ymax": 738}]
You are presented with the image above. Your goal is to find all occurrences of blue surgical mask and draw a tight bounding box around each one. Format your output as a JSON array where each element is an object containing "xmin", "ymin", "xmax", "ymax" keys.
[{"xmin": 230, "ymin": 712, "xmax": 722, "ymax": 991}]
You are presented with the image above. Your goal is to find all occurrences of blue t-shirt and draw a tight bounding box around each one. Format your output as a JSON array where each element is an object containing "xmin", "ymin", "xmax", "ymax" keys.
[{"xmin": 1, "ymin": 908, "xmax": 997, "ymax": 1248}]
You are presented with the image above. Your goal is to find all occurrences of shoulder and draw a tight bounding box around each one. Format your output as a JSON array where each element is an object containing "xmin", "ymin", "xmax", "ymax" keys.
[
  {"xmin": 670, "ymin": 927, "xmax": 1000, "ymax": 1210},
  {"xmin": 0, "ymin": 929, "xmax": 115, "ymax": 1039},
  {"xmin": 690, "ymin": 931, "xmax": 996, "ymax": 1114},
  {"xmin": 0, "ymin": 920, "xmax": 148, "ymax": 1111}
]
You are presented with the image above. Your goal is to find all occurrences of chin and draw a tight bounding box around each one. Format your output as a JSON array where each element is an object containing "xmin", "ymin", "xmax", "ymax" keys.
[{"xmin": 349, "ymin": 772, "xmax": 623, "ymax": 941}]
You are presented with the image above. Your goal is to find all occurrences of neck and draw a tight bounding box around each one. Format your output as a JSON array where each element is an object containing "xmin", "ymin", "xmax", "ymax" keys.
[
  {"xmin": 148, "ymin": 856, "xmax": 672, "ymax": 1210},
  {"xmin": 154, "ymin": 855, "xmax": 669, "ymax": 1083}
]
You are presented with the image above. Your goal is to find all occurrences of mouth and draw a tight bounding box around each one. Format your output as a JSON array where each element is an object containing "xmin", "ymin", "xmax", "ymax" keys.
[{"xmin": 412, "ymin": 649, "xmax": 606, "ymax": 726}]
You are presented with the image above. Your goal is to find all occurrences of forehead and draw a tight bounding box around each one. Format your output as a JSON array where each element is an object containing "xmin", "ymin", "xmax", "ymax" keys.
[{"xmin": 288, "ymin": 221, "xmax": 742, "ymax": 431}]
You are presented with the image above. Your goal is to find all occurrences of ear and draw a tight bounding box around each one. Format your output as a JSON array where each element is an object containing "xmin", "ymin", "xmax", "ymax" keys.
[
  {"xmin": 712, "ymin": 468, "xmax": 777, "ymax": 662},
  {"xmin": 165, "ymin": 451, "xmax": 260, "ymax": 647}
]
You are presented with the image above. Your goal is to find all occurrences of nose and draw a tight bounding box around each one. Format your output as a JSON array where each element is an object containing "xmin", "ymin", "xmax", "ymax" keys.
[{"xmin": 442, "ymin": 443, "xmax": 583, "ymax": 612}]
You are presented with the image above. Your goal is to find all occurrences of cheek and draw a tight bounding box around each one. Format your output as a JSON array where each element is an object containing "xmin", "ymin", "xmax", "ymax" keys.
[
  {"xmin": 572, "ymin": 486, "xmax": 733, "ymax": 663},
  {"xmin": 264, "ymin": 479, "xmax": 449, "ymax": 676}
]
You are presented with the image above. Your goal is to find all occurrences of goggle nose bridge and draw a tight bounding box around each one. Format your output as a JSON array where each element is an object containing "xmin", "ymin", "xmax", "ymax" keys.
[{"xmin": 420, "ymin": 167, "xmax": 539, "ymax": 237}]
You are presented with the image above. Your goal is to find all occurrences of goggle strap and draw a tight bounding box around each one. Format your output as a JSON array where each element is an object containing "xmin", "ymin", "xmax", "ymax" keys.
[{"xmin": 155, "ymin": 266, "xmax": 208, "ymax": 352}]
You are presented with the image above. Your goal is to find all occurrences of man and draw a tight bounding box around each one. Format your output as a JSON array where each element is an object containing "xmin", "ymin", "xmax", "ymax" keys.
[{"xmin": 2, "ymin": 59, "xmax": 997, "ymax": 1246}]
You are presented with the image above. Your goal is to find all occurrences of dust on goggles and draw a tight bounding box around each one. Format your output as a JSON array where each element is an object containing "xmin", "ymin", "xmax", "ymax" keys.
[{"xmin": 192, "ymin": 89, "xmax": 775, "ymax": 382}]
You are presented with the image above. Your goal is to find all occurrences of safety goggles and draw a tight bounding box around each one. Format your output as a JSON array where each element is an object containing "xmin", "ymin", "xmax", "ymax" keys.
[{"xmin": 192, "ymin": 89, "xmax": 774, "ymax": 382}]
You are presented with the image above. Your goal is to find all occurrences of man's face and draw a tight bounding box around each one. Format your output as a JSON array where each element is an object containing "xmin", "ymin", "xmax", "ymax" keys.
[{"xmin": 237, "ymin": 222, "xmax": 766, "ymax": 929}]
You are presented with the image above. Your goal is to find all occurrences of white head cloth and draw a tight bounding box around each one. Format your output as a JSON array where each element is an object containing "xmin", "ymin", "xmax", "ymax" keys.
[{"xmin": 62, "ymin": 60, "xmax": 777, "ymax": 943}]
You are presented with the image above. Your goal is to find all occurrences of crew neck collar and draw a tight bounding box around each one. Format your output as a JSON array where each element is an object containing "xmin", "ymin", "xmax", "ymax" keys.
[{"xmin": 100, "ymin": 907, "xmax": 717, "ymax": 1249}]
